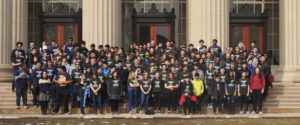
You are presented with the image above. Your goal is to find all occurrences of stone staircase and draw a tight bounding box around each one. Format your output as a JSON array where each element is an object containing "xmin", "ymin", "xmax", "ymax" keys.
[{"xmin": 1, "ymin": 82, "xmax": 300, "ymax": 114}]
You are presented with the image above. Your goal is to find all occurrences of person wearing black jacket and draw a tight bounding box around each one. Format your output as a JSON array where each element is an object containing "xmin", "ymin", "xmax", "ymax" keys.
[
  {"xmin": 30, "ymin": 61, "xmax": 43, "ymax": 108},
  {"xmin": 260, "ymin": 55, "xmax": 271, "ymax": 98},
  {"xmin": 116, "ymin": 61, "xmax": 128, "ymax": 95},
  {"xmin": 211, "ymin": 75, "xmax": 225, "ymax": 114},
  {"xmin": 151, "ymin": 72, "xmax": 163, "ymax": 113},
  {"xmin": 181, "ymin": 77, "xmax": 194, "ymax": 115},
  {"xmin": 164, "ymin": 72, "xmax": 179, "ymax": 114}
]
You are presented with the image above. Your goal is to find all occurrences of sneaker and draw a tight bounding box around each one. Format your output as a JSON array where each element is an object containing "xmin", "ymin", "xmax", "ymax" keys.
[
  {"xmin": 51, "ymin": 112, "xmax": 57, "ymax": 115},
  {"xmin": 80, "ymin": 112, "xmax": 86, "ymax": 115},
  {"xmin": 173, "ymin": 111, "xmax": 176, "ymax": 114},
  {"xmin": 251, "ymin": 111, "xmax": 256, "ymax": 114},
  {"xmin": 112, "ymin": 112, "xmax": 115, "ymax": 115},
  {"xmin": 23, "ymin": 105, "xmax": 28, "ymax": 109},
  {"xmin": 246, "ymin": 111, "xmax": 250, "ymax": 114},
  {"xmin": 168, "ymin": 111, "xmax": 171, "ymax": 114},
  {"xmin": 33, "ymin": 105, "xmax": 38, "ymax": 108},
  {"xmin": 139, "ymin": 110, "xmax": 142, "ymax": 114},
  {"xmin": 189, "ymin": 113, "xmax": 193, "ymax": 115},
  {"xmin": 64, "ymin": 112, "xmax": 71, "ymax": 115},
  {"xmin": 259, "ymin": 111, "xmax": 263, "ymax": 115},
  {"xmin": 240, "ymin": 111, "xmax": 244, "ymax": 114},
  {"xmin": 115, "ymin": 112, "xmax": 119, "ymax": 115},
  {"xmin": 100, "ymin": 109, "xmax": 104, "ymax": 114},
  {"xmin": 184, "ymin": 112, "xmax": 187, "ymax": 115},
  {"xmin": 16, "ymin": 106, "xmax": 20, "ymax": 109},
  {"xmin": 133, "ymin": 109, "xmax": 136, "ymax": 114},
  {"xmin": 208, "ymin": 104, "xmax": 212, "ymax": 109},
  {"xmin": 129, "ymin": 111, "xmax": 133, "ymax": 115}
]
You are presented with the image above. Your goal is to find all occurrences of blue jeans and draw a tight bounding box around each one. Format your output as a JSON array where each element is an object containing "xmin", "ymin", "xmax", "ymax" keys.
[
  {"xmin": 91, "ymin": 92, "xmax": 102, "ymax": 110},
  {"xmin": 140, "ymin": 92, "xmax": 150, "ymax": 111},
  {"xmin": 16, "ymin": 87, "xmax": 27, "ymax": 106},
  {"xmin": 79, "ymin": 94, "xmax": 85, "ymax": 113},
  {"xmin": 128, "ymin": 87, "xmax": 137, "ymax": 111}
]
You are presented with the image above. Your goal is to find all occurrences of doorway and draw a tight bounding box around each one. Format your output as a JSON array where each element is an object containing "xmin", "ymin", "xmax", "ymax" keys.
[
  {"xmin": 44, "ymin": 23, "xmax": 79, "ymax": 46},
  {"xmin": 136, "ymin": 24, "xmax": 171, "ymax": 45},
  {"xmin": 230, "ymin": 24, "xmax": 264, "ymax": 53}
]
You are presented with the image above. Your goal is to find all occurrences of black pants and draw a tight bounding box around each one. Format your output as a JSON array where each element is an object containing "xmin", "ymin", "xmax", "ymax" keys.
[
  {"xmin": 12, "ymin": 80, "xmax": 16, "ymax": 91},
  {"xmin": 213, "ymin": 96, "xmax": 222, "ymax": 113},
  {"xmin": 192, "ymin": 96, "xmax": 202, "ymax": 113},
  {"xmin": 183, "ymin": 97, "xmax": 191, "ymax": 114},
  {"xmin": 32, "ymin": 87, "xmax": 39, "ymax": 106},
  {"xmin": 40, "ymin": 101, "xmax": 49, "ymax": 114},
  {"xmin": 240, "ymin": 95, "xmax": 249, "ymax": 111},
  {"xmin": 152, "ymin": 92, "xmax": 162, "ymax": 111},
  {"xmin": 110, "ymin": 100, "xmax": 119, "ymax": 112},
  {"xmin": 16, "ymin": 87, "xmax": 27, "ymax": 106},
  {"xmin": 252, "ymin": 89, "xmax": 263, "ymax": 112},
  {"xmin": 264, "ymin": 76, "xmax": 269, "ymax": 98},
  {"xmin": 166, "ymin": 91, "xmax": 177, "ymax": 111},
  {"xmin": 53, "ymin": 88, "xmax": 69, "ymax": 113},
  {"xmin": 227, "ymin": 95, "xmax": 235, "ymax": 114}
]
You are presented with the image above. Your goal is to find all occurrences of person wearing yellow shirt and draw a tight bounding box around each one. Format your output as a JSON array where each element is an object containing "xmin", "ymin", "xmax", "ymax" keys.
[{"xmin": 192, "ymin": 73, "xmax": 204, "ymax": 114}]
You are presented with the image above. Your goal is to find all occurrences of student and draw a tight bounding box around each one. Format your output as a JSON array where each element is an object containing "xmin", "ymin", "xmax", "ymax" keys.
[
  {"xmin": 52, "ymin": 66, "xmax": 72, "ymax": 115},
  {"xmin": 250, "ymin": 67, "xmax": 265, "ymax": 114},
  {"xmin": 107, "ymin": 71, "xmax": 123, "ymax": 115},
  {"xmin": 78, "ymin": 74, "xmax": 88, "ymax": 115},
  {"xmin": 71, "ymin": 62, "xmax": 81, "ymax": 108},
  {"xmin": 180, "ymin": 76, "xmax": 194, "ymax": 115},
  {"xmin": 31, "ymin": 61, "xmax": 44, "ymax": 108},
  {"xmin": 226, "ymin": 71, "xmax": 237, "ymax": 115},
  {"xmin": 151, "ymin": 72, "xmax": 163, "ymax": 113},
  {"xmin": 211, "ymin": 75, "xmax": 225, "ymax": 114},
  {"xmin": 238, "ymin": 71, "xmax": 250, "ymax": 114},
  {"xmin": 128, "ymin": 71, "xmax": 139, "ymax": 114},
  {"xmin": 90, "ymin": 73, "xmax": 103, "ymax": 114},
  {"xmin": 139, "ymin": 72, "xmax": 152, "ymax": 114},
  {"xmin": 164, "ymin": 73, "xmax": 179, "ymax": 114},
  {"xmin": 38, "ymin": 71, "xmax": 51, "ymax": 115},
  {"xmin": 11, "ymin": 50, "xmax": 24, "ymax": 92},
  {"xmin": 205, "ymin": 63, "xmax": 215, "ymax": 108},
  {"xmin": 14, "ymin": 63, "xmax": 30, "ymax": 109},
  {"xmin": 191, "ymin": 73, "xmax": 204, "ymax": 114}
]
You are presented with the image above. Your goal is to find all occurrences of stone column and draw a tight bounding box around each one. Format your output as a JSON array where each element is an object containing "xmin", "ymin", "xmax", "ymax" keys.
[
  {"xmin": 187, "ymin": 0, "xmax": 229, "ymax": 51},
  {"xmin": 0, "ymin": 0, "xmax": 13, "ymax": 81},
  {"xmin": 82, "ymin": 0, "xmax": 122, "ymax": 48},
  {"xmin": 12, "ymin": 0, "xmax": 28, "ymax": 50},
  {"xmin": 275, "ymin": 0, "xmax": 300, "ymax": 82}
]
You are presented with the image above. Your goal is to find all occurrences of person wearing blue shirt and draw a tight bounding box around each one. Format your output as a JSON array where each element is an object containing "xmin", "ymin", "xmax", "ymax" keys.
[
  {"xmin": 66, "ymin": 38, "xmax": 74, "ymax": 52},
  {"xmin": 14, "ymin": 63, "xmax": 30, "ymax": 109},
  {"xmin": 247, "ymin": 59, "xmax": 256, "ymax": 76},
  {"xmin": 52, "ymin": 66, "xmax": 72, "ymax": 115},
  {"xmin": 102, "ymin": 62, "xmax": 110, "ymax": 77},
  {"xmin": 208, "ymin": 39, "xmax": 222, "ymax": 56},
  {"xmin": 11, "ymin": 50, "xmax": 24, "ymax": 92},
  {"xmin": 30, "ymin": 61, "xmax": 43, "ymax": 108}
]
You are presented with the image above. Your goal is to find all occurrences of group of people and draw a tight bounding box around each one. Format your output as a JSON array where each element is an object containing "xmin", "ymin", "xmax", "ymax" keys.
[{"xmin": 11, "ymin": 38, "xmax": 271, "ymax": 115}]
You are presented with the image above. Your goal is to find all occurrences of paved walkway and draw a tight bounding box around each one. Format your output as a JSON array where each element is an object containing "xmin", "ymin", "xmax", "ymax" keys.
[{"xmin": 1, "ymin": 113, "xmax": 300, "ymax": 119}]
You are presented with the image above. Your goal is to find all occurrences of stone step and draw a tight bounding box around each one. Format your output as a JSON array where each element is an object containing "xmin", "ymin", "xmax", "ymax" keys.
[
  {"xmin": 267, "ymin": 95, "xmax": 300, "ymax": 99},
  {"xmin": 268, "ymin": 91, "xmax": 300, "ymax": 95},
  {"xmin": 270, "ymin": 87, "xmax": 300, "ymax": 91},
  {"xmin": 272, "ymin": 83, "xmax": 300, "ymax": 87},
  {"xmin": 265, "ymin": 99, "xmax": 300, "ymax": 103},
  {"xmin": 264, "ymin": 103, "xmax": 300, "ymax": 108}
]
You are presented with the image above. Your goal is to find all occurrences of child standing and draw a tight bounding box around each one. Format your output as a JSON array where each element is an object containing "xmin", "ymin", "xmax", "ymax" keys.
[
  {"xmin": 211, "ymin": 75, "xmax": 225, "ymax": 114},
  {"xmin": 180, "ymin": 77, "xmax": 194, "ymax": 115},
  {"xmin": 191, "ymin": 73, "xmax": 204, "ymax": 114},
  {"xmin": 164, "ymin": 73, "xmax": 179, "ymax": 114},
  {"xmin": 90, "ymin": 73, "xmax": 103, "ymax": 114},
  {"xmin": 128, "ymin": 71, "xmax": 139, "ymax": 114},
  {"xmin": 152, "ymin": 72, "xmax": 163, "ymax": 113},
  {"xmin": 107, "ymin": 71, "xmax": 123, "ymax": 115},
  {"xmin": 78, "ymin": 74, "xmax": 88, "ymax": 115}
]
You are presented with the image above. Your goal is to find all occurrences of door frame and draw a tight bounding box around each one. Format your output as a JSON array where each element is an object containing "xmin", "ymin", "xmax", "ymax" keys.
[
  {"xmin": 230, "ymin": 24, "xmax": 264, "ymax": 53},
  {"xmin": 40, "ymin": 7, "xmax": 82, "ymax": 47},
  {"xmin": 132, "ymin": 3, "xmax": 176, "ymax": 45},
  {"xmin": 136, "ymin": 23, "xmax": 171, "ymax": 45},
  {"xmin": 43, "ymin": 23, "xmax": 79, "ymax": 46}
]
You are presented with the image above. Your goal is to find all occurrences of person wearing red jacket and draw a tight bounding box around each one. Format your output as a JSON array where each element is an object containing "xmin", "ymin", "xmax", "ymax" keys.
[{"xmin": 250, "ymin": 67, "xmax": 265, "ymax": 115}]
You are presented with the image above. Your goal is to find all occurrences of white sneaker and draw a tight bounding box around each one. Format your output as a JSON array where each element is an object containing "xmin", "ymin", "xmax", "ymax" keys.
[
  {"xmin": 139, "ymin": 110, "xmax": 142, "ymax": 114},
  {"xmin": 240, "ymin": 111, "xmax": 244, "ymax": 114},
  {"xmin": 251, "ymin": 111, "xmax": 256, "ymax": 114},
  {"xmin": 246, "ymin": 111, "xmax": 250, "ymax": 114},
  {"xmin": 133, "ymin": 109, "xmax": 136, "ymax": 114},
  {"xmin": 16, "ymin": 106, "xmax": 20, "ymax": 109},
  {"xmin": 23, "ymin": 105, "xmax": 28, "ymax": 109},
  {"xmin": 259, "ymin": 111, "xmax": 263, "ymax": 115}
]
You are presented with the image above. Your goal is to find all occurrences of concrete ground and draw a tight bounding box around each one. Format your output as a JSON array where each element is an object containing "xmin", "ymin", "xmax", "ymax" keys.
[{"xmin": 1, "ymin": 113, "xmax": 300, "ymax": 119}]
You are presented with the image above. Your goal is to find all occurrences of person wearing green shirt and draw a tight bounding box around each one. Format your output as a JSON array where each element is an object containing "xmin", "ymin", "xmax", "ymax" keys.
[
  {"xmin": 164, "ymin": 72, "xmax": 179, "ymax": 114},
  {"xmin": 151, "ymin": 72, "xmax": 163, "ymax": 113},
  {"xmin": 107, "ymin": 71, "xmax": 123, "ymax": 115},
  {"xmin": 139, "ymin": 72, "xmax": 152, "ymax": 114}
]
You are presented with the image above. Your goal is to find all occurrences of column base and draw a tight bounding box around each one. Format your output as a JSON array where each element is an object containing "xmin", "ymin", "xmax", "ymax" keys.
[
  {"xmin": 274, "ymin": 65, "xmax": 298, "ymax": 83},
  {"xmin": 293, "ymin": 67, "xmax": 300, "ymax": 83},
  {"xmin": 0, "ymin": 64, "xmax": 13, "ymax": 82}
]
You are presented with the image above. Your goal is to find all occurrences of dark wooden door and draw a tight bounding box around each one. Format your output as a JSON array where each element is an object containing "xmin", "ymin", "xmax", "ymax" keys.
[
  {"xmin": 44, "ymin": 23, "xmax": 78, "ymax": 46},
  {"xmin": 230, "ymin": 24, "xmax": 264, "ymax": 53},
  {"xmin": 136, "ymin": 24, "xmax": 171, "ymax": 45}
]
